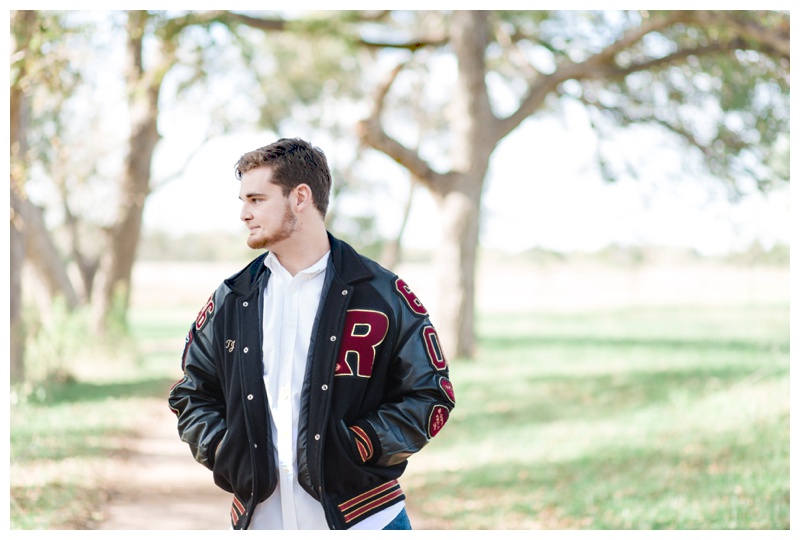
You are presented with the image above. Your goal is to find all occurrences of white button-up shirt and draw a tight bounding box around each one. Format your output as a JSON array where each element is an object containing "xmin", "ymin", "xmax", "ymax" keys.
[{"xmin": 248, "ymin": 250, "xmax": 402, "ymax": 529}]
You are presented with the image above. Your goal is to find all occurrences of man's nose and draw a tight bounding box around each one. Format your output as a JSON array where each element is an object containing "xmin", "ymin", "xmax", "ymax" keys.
[{"xmin": 240, "ymin": 205, "xmax": 251, "ymax": 222}]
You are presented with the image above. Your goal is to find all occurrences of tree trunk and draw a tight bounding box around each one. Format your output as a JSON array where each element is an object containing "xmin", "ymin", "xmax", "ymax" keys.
[
  {"xmin": 11, "ymin": 191, "xmax": 81, "ymax": 311},
  {"xmin": 433, "ymin": 179, "xmax": 483, "ymax": 359},
  {"xmin": 10, "ymin": 200, "xmax": 26, "ymax": 384},
  {"xmin": 10, "ymin": 9, "xmax": 36, "ymax": 383},
  {"xmin": 92, "ymin": 11, "xmax": 162, "ymax": 332},
  {"xmin": 380, "ymin": 180, "xmax": 415, "ymax": 270},
  {"xmin": 433, "ymin": 11, "xmax": 493, "ymax": 359}
]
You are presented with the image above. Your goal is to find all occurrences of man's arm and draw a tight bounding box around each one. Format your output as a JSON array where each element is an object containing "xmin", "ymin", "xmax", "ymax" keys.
[
  {"xmin": 344, "ymin": 278, "xmax": 455, "ymax": 467},
  {"xmin": 167, "ymin": 289, "xmax": 228, "ymax": 470}
]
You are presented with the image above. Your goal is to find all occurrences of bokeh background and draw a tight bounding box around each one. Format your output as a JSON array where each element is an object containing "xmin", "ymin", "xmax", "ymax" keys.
[{"xmin": 8, "ymin": 9, "xmax": 791, "ymax": 530}]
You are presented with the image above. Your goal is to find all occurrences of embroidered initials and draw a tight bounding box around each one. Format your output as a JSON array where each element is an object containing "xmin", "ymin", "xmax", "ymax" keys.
[
  {"xmin": 335, "ymin": 309, "xmax": 389, "ymax": 378},
  {"xmin": 225, "ymin": 340, "xmax": 235, "ymax": 353}
]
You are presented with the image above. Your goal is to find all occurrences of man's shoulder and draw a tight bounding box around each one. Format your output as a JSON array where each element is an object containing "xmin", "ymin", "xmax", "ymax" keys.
[{"xmin": 222, "ymin": 252, "xmax": 269, "ymax": 294}]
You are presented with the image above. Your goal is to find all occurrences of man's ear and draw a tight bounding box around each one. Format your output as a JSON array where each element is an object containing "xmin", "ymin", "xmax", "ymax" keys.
[{"xmin": 294, "ymin": 183, "xmax": 314, "ymax": 212}]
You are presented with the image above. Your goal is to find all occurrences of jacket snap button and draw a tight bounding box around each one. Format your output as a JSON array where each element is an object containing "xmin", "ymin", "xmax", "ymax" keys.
[
  {"xmin": 314, "ymin": 434, "xmax": 321, "ymax": 441},
  {"xmin": 321, "ymin": 384, "xmax": 328, "ymax": 391},
  {"xmin": 330, "ymin": 336, "xmax": 336, "ymax": 342},
  {"xmin": 341, "ymin": 290, "xmax": 348, "ymax": 295},
  {"xmin": 243, "ymin": 347, "xmax": 249, "ymax": 353},
  {"xmin": 243, "ymin": 301, "xmax": 249, "ymax": 307},
  {"xmin": 247, "ymin": 394, "xmax": 254, "ymax": 400}
]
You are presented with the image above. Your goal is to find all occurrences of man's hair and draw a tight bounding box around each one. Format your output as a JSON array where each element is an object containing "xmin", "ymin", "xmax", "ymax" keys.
[{"xmin": 234, "ymin": 137, "xmax": 332, "ymax": 217}]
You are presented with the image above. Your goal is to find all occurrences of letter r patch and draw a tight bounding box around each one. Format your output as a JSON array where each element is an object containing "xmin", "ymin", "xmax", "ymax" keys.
[{"xmin": 335, "ymin": 309, "xmax": 389, "ymax": 378}]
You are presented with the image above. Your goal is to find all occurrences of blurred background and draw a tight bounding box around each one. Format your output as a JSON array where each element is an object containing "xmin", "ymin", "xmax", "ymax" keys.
[{"xmin": 8, "ymin": 10, "xmax": 790, "ymax": 530}]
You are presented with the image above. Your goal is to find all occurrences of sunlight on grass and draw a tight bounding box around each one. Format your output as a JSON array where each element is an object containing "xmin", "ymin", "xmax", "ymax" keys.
[
  {"xmin": 11, "ymin": 298, "xmax": 788, "ymax": 529},
  {"xmin": 405, "ymin": 304, "xmax": 789, "ymax": 529}
]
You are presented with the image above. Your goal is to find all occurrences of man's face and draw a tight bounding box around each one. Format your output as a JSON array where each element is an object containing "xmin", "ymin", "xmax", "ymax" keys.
[{"xmin": 239, "ymin": 166, "xmax": 297, "ymax": 250}]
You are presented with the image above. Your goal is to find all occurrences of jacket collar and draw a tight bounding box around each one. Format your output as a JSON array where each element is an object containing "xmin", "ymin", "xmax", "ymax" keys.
[
  {"xmin": 224, "ymin": 232, "xmax": 373, "ymax": 295},
  {"xmin": 327, "ymin": 231, "xmax": 373, "ymax": 285}
]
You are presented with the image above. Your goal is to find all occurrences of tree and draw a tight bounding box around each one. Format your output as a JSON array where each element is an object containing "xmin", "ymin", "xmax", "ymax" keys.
[
  {"xmin": 351, "ymin": 10, "xmax": 789, "ymax": 359},
  {"xmin": 10, "ymin": 9, "xmax": 379, "ymax": 374},
  {"xmin": 11, "ymin": 10, "xmax": 85, "ymax": 382},
  {"xmin": 13, "ymin": 10, "xmax": 789, "ymax": 368},
  {"xmin": 170, "ymin": 9, "xmax": 788, "ymax": 359},
  {"xmin": 11, "ymin": 10, "xmax": 251, "ymax": 343}
]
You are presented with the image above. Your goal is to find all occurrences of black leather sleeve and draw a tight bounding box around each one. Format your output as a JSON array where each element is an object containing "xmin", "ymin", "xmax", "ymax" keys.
[{"xmin": 167, "ymin": 286, "xmax": 229, "ymax": 471}]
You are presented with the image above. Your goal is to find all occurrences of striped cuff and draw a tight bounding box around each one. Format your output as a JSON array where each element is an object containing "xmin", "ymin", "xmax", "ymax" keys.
[{"xmin": 338, "ymin": 479, "xmax": 405, "ymax": 527}]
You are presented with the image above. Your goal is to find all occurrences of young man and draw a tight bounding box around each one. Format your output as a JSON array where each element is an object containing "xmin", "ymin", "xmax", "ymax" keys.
[{"xmin": 168, "ymin": 138, "xmax": 455, "ymax": 530}]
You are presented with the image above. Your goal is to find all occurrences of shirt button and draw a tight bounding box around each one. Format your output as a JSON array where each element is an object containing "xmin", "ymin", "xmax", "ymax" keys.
[
  {"xmin": 243, "ymin": 301, "xmax": 249, "ymax": 307},
  {"xmin": 321, "ymin": 384, "xmax": 328, "ymax": 391},
  {"xmin": 247, "ymin": 394, "xmax": 254, "ymax": 400},
  {"xmin": 243, "ymin": 347, "xmax": 249, "ymax": 353},
  {"xmin": 314, "ymin": 434, "xmax": 321, "ymax": 441},
  {"xmin": 330, "ymin": 336, "xmax": 336, "ymax": 342},
  {"xmin": 341, "ymin": 290, "xmax": 348, "ymax": 295}
]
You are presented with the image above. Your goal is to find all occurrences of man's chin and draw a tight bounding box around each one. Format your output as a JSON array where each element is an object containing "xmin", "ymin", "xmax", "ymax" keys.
[{"xmin": 246, "ymin": 236, "xmax": 269, "ymax": 250}]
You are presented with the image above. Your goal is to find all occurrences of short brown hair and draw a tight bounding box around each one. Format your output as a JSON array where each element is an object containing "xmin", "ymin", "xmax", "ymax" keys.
[{"xmin": 234, "ymin": 138, "xmax": 332, "ymax": 217}]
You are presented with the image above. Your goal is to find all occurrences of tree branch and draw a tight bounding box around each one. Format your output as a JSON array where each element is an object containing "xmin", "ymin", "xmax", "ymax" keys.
[
  {"xmin": 494, "ymin": 10, "xmax": 786, "ymax": 141},
  {"xmin": 356, "ymin": 62, "xmax": 447, "ymax": 193},
  {"xmin": 494, "ymin": 11, "xmax": 695, "ymax": 140},
  {"xmin": 223, "ymin": 11, "xmax": 446, "ymax": 50},
  {"xmin": 688, "ymin": 10, "xmax": 790, "ymax": 61}
]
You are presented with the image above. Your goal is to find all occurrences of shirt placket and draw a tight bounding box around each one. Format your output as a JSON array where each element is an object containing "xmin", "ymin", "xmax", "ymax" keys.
[{"xmin": 276, "ymin": 275, "xmax": 301, "ymax": 529}]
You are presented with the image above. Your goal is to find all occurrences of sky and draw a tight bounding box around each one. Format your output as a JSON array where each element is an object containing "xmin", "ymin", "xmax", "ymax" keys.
[
  {"xmin": 143, "ymin": 101, "xmax": 790, "ymax": 257},
  {"xmin": 5, "ymin": 7, "xmax": 790, "ymax": 259}
]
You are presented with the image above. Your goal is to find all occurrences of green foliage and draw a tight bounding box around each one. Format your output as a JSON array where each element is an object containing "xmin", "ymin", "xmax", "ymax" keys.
[
  {"xmin": 568, "ymin": 12, "xmax": 787, "ymax": 194},
  {"xmin": 15, "ymin": 293, "xmax": 140, "ymax": 406},
  {"xmin": 19, "ymin": 298, "xmax": 89, "ymax": 393}
]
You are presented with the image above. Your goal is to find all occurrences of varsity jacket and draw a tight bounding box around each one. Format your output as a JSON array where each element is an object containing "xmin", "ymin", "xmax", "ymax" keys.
[{"xmin": 168, "ymin": 233, "xmax": 455, "ymax": 530}]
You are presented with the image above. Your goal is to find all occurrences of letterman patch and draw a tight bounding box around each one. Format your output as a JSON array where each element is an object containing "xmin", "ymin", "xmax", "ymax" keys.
[
  {"xmin": 439, "ymin": 377, "xmax": 456, "ymax": 405},
  {"xmin": 428, "ymin": 404, "xmax": 450, "ymax": 438},
  {"xmin": 395, "ymin": 278, "xmax": 428, "ymax": 316},
  {"xmin": 335, "ymin": 309, "xmax": 389, "ymax": 379},
  {"xmin": 422, "ymin": 326, "xmax": 447, "ymax": 370},
  {"xmin": 195, "ymin": 294, "xmax": 214, "ymax": 330}
]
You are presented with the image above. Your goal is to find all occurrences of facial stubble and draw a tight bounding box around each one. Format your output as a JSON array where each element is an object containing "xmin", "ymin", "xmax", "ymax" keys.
[{"xmin": 246, "ymin": 200, "xmax": 298, "ymax": 250}]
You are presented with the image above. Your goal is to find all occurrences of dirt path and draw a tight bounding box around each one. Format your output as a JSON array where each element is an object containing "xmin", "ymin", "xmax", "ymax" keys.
[
  {"xmin": 95, "ymin": 401, "xmax": 432, "ymax": 530},
  {"xmin": 97, "ymin": 402, "xmax": 232, "ymax": 530}
]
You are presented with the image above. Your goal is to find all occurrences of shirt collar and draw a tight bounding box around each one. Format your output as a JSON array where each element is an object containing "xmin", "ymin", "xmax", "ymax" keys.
[{"xmin": 264, "ymin": 250, "xmax": 330, "ymax": 281}]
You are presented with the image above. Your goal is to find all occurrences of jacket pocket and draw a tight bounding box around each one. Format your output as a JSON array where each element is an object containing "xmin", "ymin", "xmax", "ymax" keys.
[
  {"xmin": 333, "ymin": 419, "xmax": 363, "ymax": 465},
  {"xmin": 212, "ymin": 429, "xmax": 251, "ymax": 495}
]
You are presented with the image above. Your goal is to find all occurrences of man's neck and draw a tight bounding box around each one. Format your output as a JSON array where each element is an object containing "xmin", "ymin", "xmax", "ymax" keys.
[{"xmin": 269, "ymin": 227, "xmax": 330, "ymax": 277}]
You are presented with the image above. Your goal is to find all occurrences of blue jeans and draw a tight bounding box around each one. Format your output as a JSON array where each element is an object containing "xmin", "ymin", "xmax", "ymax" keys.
[{"xmin": 382, "ymin": 508, "xmax": 412, "ymax": 530}]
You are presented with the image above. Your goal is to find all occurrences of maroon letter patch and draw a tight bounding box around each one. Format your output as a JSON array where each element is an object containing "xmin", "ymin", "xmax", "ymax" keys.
[
  {"xmin": 395, "ymin": 278, "xmax": 428, "ymax": 316},
  {"xmin": 335, "ymin": 309, "xmax": 389, "ymax": 378},
  {"xmin": 439, "ymin": 377, "xmax": 456, "ymax": 405},
  {"xmin": 428, "ymin": 405, "xmax": 450, "ymax": 438},
  {"xmin": 195, "ymin": 295, "xmax": 214, "ymax": 330},
  {"xmin": 422, "ymin": 326, "xmax": 447, "ymax": 370}
]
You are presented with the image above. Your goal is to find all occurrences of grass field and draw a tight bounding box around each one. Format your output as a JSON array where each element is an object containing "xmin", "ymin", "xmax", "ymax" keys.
[
  {"xmin": 403, "ymin": 304, "xmax": 789, "ymax": 529},
  {"xmin": 9, "ymin": 261, "xmax": 790, "ymax": 529}
]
